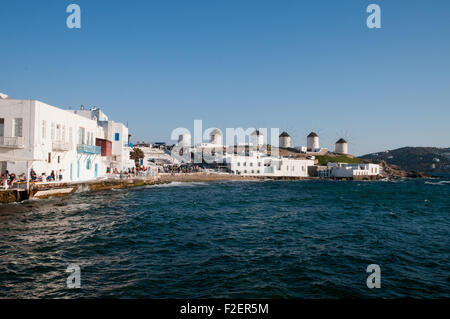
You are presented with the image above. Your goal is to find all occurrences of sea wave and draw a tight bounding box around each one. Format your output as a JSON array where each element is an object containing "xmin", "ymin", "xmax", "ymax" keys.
[
  {"xmin": 424, "ymin": 180, "xmax": 450, "ymax": 185},
  {"xmin": 146, "ymin": 181, "xmax": 209, "ymax": 188}
]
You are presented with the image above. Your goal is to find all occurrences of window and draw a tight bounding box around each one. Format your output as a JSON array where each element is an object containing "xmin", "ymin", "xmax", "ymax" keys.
[
  {"xmin": 237, "ymin": 162, "xmax": 240, "ymax": 166},
  {"xmin": 115, "ymin": 133, "xmax": 120, "ymax": 141},
  {"xmin": 258, "ymin": 162, "xmax": 261, "ymax": 167},
  {"xmin": 0, "ymin": 118, "xmax": 4, "ymax": 137},
  {"xmin": 13, "ymin": 118, "xmax": 23, "ymax": 137},
  {"xmin": 58, "ymin": 156, "xmax": 60, "ymax": 164},
  {"xmin": 243, "ymin": 162, "xmax": 247, "ymax": 167},
  {"xmin": 250, "ymin": 163, "xmax": 253, "ymax": 167},
  {"xmin": 79, "ymin": 127, "xmax": 85, "ymax": 144},
  {"xmin": 87, "ymin": 159, "xmax": 91, "ymax": 170},
  {"xmin": 42, "ymin": 120, "xmax": 46, "ymax": 139},
  {"xmin": 48, "ymin": 152, "xmax": 51, "ymax": 163},
  {"xmin": 56, "ymin": 124, "xmax": 61, "ymax": 140},
  {"xmin": 51, "ymin": 122, "xmax": 55, "ymax": 140}
]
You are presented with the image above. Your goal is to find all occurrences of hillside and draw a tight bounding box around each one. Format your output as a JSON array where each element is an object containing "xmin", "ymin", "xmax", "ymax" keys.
[{"xmin": 359, "ymin": 147, "xmax": 450, "ymax": 176}]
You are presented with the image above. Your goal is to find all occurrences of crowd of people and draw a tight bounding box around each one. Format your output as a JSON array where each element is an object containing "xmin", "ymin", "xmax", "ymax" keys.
[
  {"xmin": 117, "ymin": 166, "xmax": 157, "ymax": 179},
  {"xmin": 1, "ymin": 164, "xmax": 202, "ymax": 189},
  {"xmin": 108, "ymin": 164, "xmax": 201, "ymax": 179},
  {"xmin": 1, "ymin": 169, "xmax": 64, "ymax": 190},
  {"xmin": 158, "ymin": 164, "xmax": 200, "ymax": 174},
  {"xmin": 1, "ymin": 171, "xmax": 27, "ymax": 190},
  {"xmin": 30, "ymin": 169, "xmax": 63, "ymax": 183}
]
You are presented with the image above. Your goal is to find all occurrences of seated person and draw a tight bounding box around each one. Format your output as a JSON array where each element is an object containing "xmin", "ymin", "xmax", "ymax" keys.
[{"xmin": 30, "ymin": 169, "xmax": 37, "ymax": 181}]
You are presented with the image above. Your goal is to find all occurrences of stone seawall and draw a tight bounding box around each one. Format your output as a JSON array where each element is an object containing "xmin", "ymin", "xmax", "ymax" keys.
[
  {"xmin": 0, "ymin": 173, "xmax": 260, "ymax": 203},
  {"xmin": 29, "ymin": 176, "xmax": 167, "ymax": 200},
  {"xmin": 0, "ymin": 189, "xmax": 28, "ymax": 203},
  {"xmin": 0, "ymin": 172, "xmax": 385, "ymax": 204}
]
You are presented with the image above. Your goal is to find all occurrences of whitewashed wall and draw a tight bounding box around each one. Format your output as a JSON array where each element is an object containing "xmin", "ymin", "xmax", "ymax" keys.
[
  {"xmin": 0, "ymin": 99, "xmax": 107, "ymax": 182},
  {"xmin": 228, "ymin": 154, "xmax": 314, "ymax": 177}
]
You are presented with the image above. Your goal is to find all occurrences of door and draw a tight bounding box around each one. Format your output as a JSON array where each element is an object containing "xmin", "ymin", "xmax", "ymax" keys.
[
  {"xmin": 0, "ymin": 119, "xmax": 4, "ymax": 138},
  {"xmin": 0, "ymin": 161, "xmax": 6, "ymax": 175},
  {"xmin": 70, "ymin": 163, "xmax": 73, "ymax": 181},
  {"xmin": 94, "ymin": 163, "xmax": 98, "ymax": 178},
  {"xmin": 77, "ymin": 159, "xmax": 80, "ymax": 178}
]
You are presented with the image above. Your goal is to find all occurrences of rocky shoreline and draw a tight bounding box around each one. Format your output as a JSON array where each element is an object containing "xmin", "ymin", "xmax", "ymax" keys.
[{"xmin": 375, "ymin": 160, "xmax": 433, "ymax": 179}]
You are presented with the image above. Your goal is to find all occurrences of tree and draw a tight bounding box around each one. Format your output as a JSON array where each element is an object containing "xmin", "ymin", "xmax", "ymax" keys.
[{"xmin": 130, "ymin": 147, "xmax": 144, "ymax": 166}]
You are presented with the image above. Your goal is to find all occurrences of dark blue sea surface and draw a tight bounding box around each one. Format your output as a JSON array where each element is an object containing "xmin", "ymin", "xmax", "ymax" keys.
[{"xmin": 0, "ymin": 179, "xmax": 449, "ymax": 298}]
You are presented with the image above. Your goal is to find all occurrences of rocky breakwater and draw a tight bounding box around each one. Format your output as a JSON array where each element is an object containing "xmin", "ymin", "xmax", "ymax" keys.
[{"xmin": 377, "ymin": 160, "xmax": 431, "ymax": 179}]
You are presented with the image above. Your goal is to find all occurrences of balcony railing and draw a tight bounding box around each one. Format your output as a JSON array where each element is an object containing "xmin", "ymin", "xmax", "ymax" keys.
[
  {"xmin": 77, "ymin": 144, "xmax": 101, "ymax": 154},
  {"xmin": 0, "ymin": 137, "xmax": 25, "ymax": 149},
  {"xmin": 52, "ymin": 140, "xmax": 72, "ymax": 151}
]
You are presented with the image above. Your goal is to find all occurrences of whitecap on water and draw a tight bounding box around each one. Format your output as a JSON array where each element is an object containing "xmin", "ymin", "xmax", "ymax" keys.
[
  {"xmin": 75, "ymin": 185, "xmax": 91, "ymax": 193},
  {"xmin": 146, "ymin": 181, "xmax": 209, "ymax": 188},
  {"xmin": 424, "ymin": 180, "xmax": 450, "ymax": 186}
]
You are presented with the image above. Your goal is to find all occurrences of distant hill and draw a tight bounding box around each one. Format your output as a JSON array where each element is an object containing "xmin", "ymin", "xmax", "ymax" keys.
[{"xmin": 359, "ymin": 147, "xmax": 450, "ymax": 176}]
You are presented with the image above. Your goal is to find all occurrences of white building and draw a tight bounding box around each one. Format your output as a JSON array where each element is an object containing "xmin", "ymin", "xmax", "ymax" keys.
[
  {"xmin": 328, "ymin": 162, "xmax": 381, "ymax": 178},
  {"xmin": 279, "ymin": 132, "xmax": 291, "ymax": 148},
  {"xmin": 226, "ymin": 152, "xmax": 314, "ymax": 177},
  {"xmin": 0, "ymin": 98, "xmax": 133, "ymax": 182},
  {"xmin": 335, "ymin": 138, "xmax": 348, "ymax": 154},
  {"xmin": 294, "ymin": 146, "xmax": 308, "ymax": 153},
  {"xmin": 140, "ymin": 145, "xmax": 180, "ymax": 166},
  {"xmin": 70, "ymin": 107, "xmax": 133, "ymax": 172},
  {"xmin": 307, "ymin": 132, "xmax": 320, "ymax": 152}
]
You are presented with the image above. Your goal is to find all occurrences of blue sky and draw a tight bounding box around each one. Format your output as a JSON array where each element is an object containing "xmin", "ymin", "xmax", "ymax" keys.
[{"xmin": 1, "ymin": 0, "xmax": 449, "ymax": 155}]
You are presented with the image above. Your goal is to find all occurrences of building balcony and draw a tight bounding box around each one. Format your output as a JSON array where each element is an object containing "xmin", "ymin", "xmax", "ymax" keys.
[
  {"xmin": 52, "ymin": 140, "xmax": 72, "ymax": 151},
  {"xmin": 77, "ymin": 144, "xmax": 101, "ymax": 155},
  {"xmin": 0, "ymin": 137, "xmax": 25, "ymax": 149}
]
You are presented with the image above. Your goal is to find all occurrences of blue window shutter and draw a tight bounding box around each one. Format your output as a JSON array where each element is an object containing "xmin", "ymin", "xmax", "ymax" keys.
[{"xmin": 115, "ymin": 133, "xmax": 120, "ymax": 141}]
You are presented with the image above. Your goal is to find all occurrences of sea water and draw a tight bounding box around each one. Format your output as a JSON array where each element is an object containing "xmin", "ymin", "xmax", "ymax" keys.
[{"xmin": 0, "ymin": 179, "xmax": 448, "ymax": 298}]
